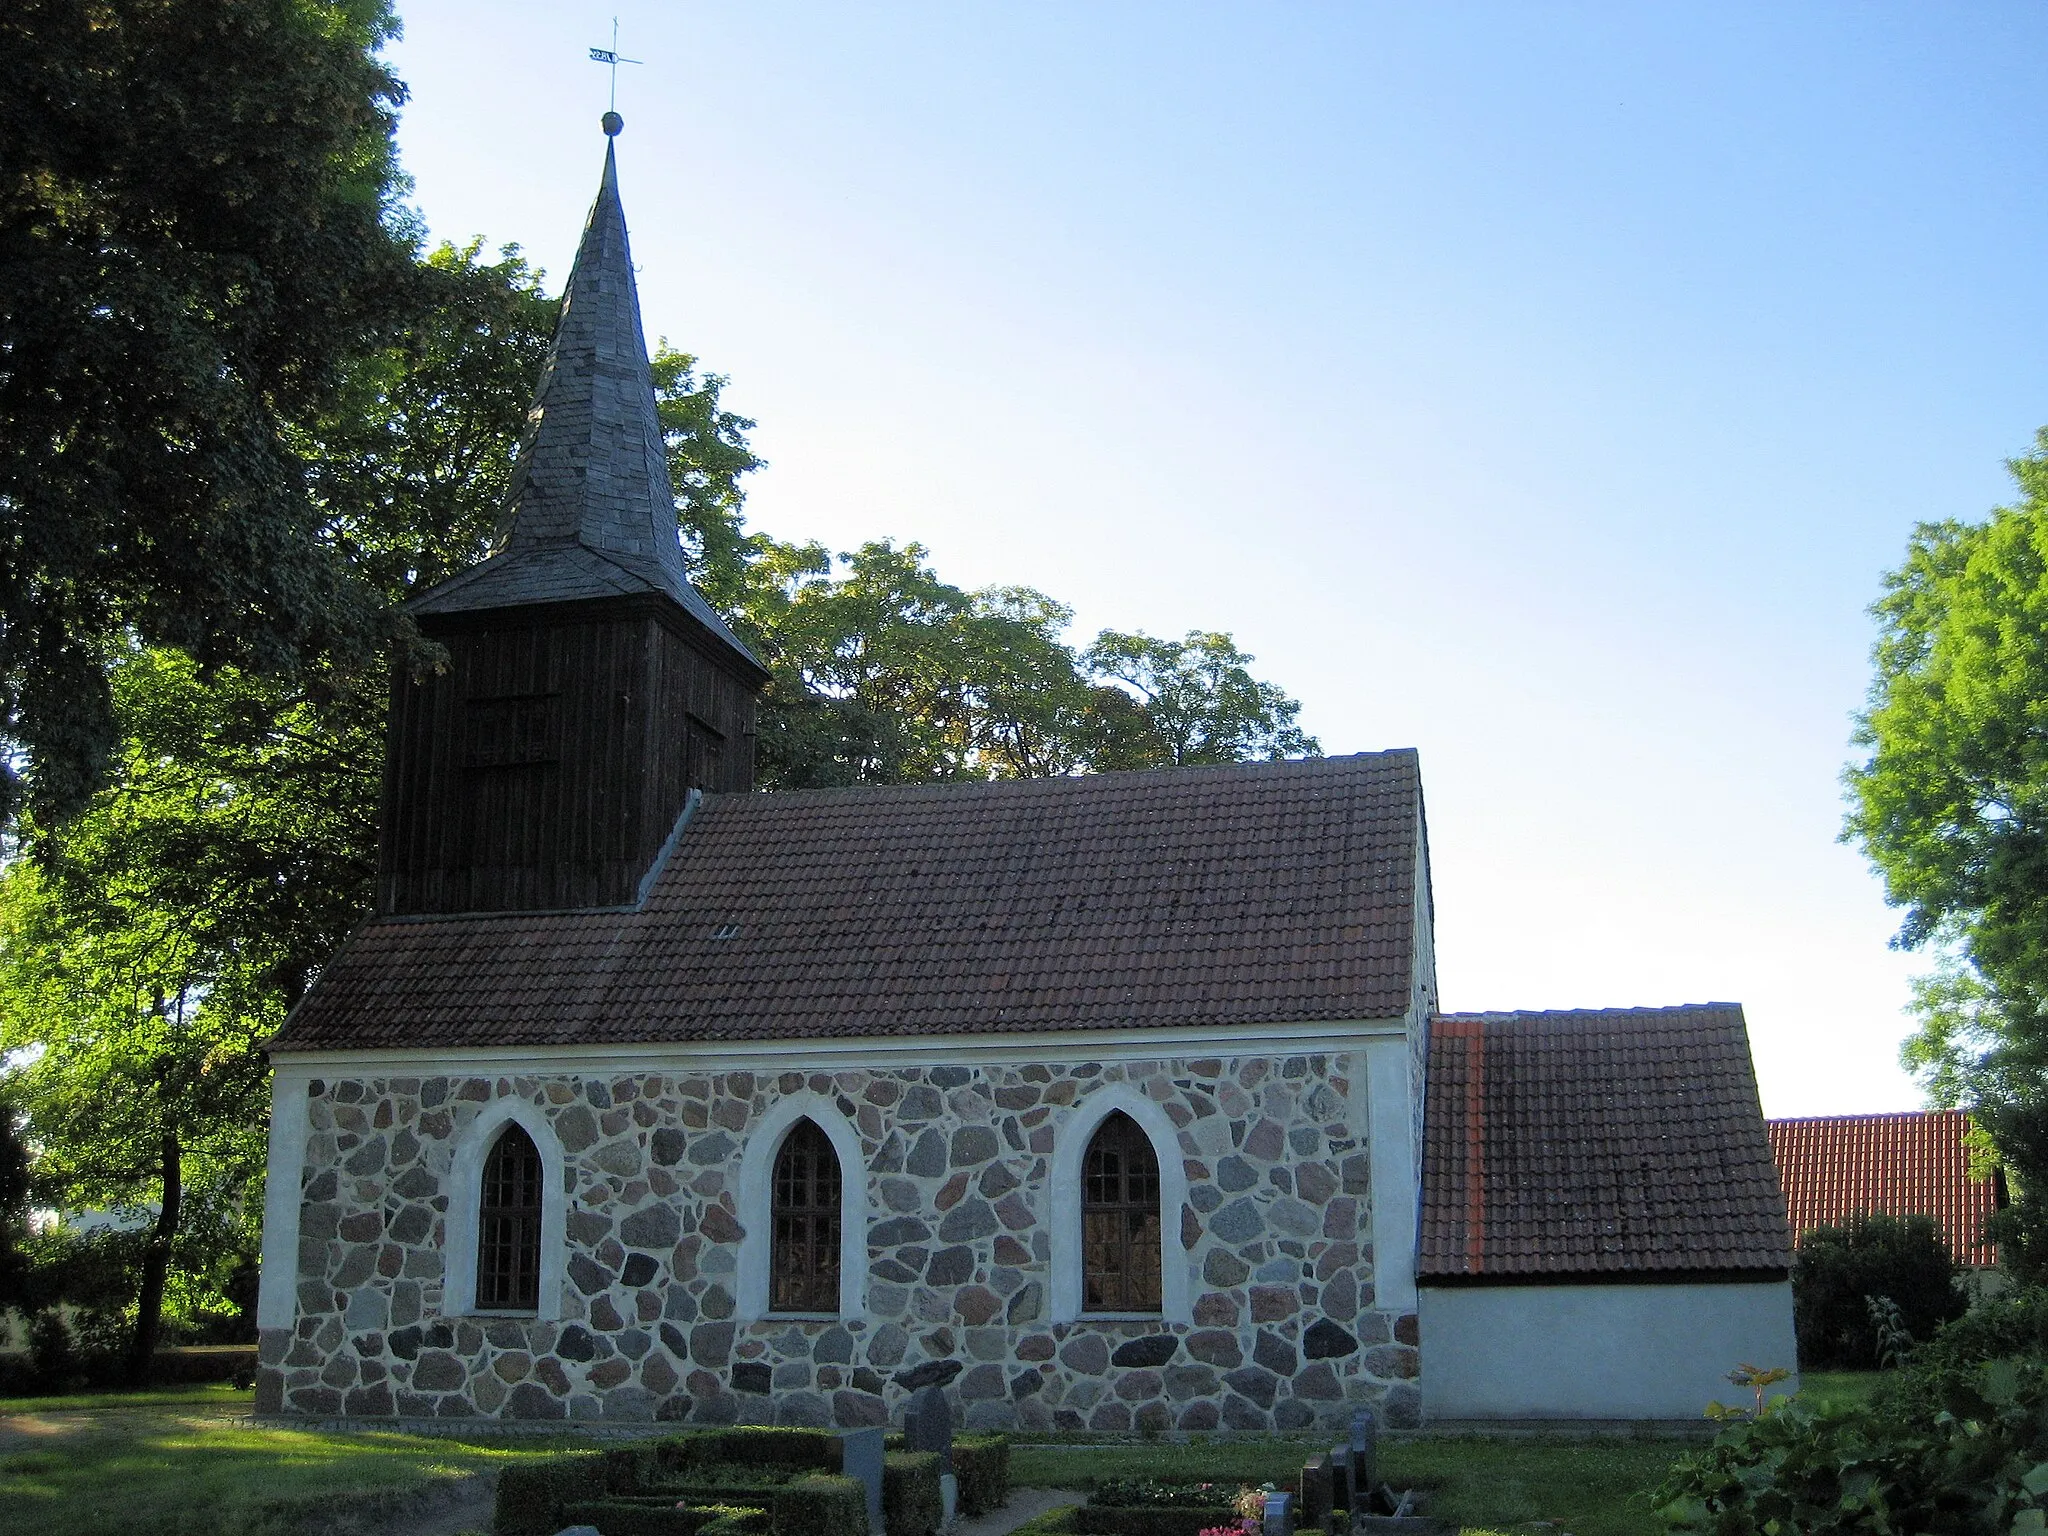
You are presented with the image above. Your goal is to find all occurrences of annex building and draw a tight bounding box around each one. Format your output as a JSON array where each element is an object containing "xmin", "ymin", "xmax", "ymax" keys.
[{"xmin": 254, "ymin": 125, "xmax": 1797, "ymax": 1430}]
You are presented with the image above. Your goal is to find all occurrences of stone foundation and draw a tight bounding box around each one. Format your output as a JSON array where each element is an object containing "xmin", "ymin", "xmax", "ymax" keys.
[{"xmin": 260, "ymin": 1053, "xmax": 1419, "ymax": 1429}]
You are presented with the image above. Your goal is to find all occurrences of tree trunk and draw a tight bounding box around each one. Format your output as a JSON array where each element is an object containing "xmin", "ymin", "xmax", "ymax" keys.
[{"xmin": 127, "ymin": 1128, "xmax": 181, "ymax": 1385}]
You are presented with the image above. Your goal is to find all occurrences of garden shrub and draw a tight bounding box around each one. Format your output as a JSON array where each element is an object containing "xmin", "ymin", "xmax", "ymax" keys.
[
  {"xmin": 1067, "ymin": 1510, "xmax": 1241, "ymax": 1536},
  {"xmin": 493, "ymin": 1453, "xmax": 609, "ymax": 1535},
  {"xmin": 1007, "ymin": 1511, "xmax": 1082, "ymax": 1536},
  {"xmin": 953, "ymin": 1433, "xmax": 1011, "ymax": 1516},
  {"xmin": 770, "ymin": 1472, "xmax": 868, "ymax": 1536},
  {"xmin": 1792, "ymin": 1214, "xmax": 1965, "ymax": 1369},
  {"xmin": 687, "ymin": 1428, "xmax": 838, "ymax": 1468},
  {"xmin": 884, "ymin": 1450, "xmax": 944, "ymax": 1536},
  {"xmin": 560, "ymin": 1500, "xmax": 753, "ymax": 1536},
  {"xmin": 1653, "ymin": 1356, "xmax": 2048, "ymax": 1534},
  {"xmin": 697, "ymin": 1510, "xmax": 772, "ymax": 1536},
  {"xmin": 1882, "ymin": 1284, "xmax": 2048, "ymax": 1417}
]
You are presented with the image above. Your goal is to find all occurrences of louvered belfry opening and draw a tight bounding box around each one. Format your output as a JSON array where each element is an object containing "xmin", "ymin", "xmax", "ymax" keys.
[
  {"xmin": 477, "ymin": 1124, "xmax": 544, "ymax": 1311},
  {"xmin": 1082, "ymin": 1112, "xmax": 1163, "ymax": 1312},
  {"xmin": 771, "ymin": 1120, "xmax": 842, "ymax": 1314}
]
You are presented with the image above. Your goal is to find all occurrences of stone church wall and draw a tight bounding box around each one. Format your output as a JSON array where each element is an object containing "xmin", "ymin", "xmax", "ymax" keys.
[{"xmin": 258, "ymin": 1052, "xmax": 1418, "ymax": 1431}]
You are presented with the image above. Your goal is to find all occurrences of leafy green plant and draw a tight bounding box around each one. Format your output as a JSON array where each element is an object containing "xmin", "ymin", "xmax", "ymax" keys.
[
  {"xmin": 1656, "ymin": 1357, "xmax": 2048, "ymax": 1535},
  {"xmin": 1792, "ymin": 1215, "xmax": 1964, "ymax": 1369}
]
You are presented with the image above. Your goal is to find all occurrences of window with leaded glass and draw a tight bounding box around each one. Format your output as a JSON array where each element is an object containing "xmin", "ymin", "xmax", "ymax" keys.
[
  {"xmin": 1082, "ymin": 1112, "xmax": 1162, "ymax": 1313},
  {"xmin": 771, "ymin": 1119, "xmax": 841, "ymax": 1314},
  {"xmin": 477, "ymin": 1124, "xmax": 543, "ymax": 1311}
]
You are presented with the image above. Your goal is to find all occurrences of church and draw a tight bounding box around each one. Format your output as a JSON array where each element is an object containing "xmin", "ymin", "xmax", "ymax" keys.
[{"xmin": 253, "ymin": 122, "xmax": 1798, "ymax": 1431}]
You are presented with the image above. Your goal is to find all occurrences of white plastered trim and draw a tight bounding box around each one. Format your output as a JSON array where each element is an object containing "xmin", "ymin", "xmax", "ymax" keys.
[
  {"xmin": 256, "ymin": 1067, "xmax": 312, "ymax": 1329},
  {"xmin": 734, "ymin": 1093, "xmax": 868, "ymax": 1322},
  {"xmin": 1047, "ymin": 1082, "xmax": 1192, "ymax": 1326},
  {"xmin": 443, "ymin": 1096, "xmax": 570, "ymax": 1321},
  {"xmin": 272, "ymin": 1017, "xmax": 1407, "ymax": 1078},
  {"xmin": 1364, "ymin": 1036, "xmax": 1418, "ymax": 1311}
]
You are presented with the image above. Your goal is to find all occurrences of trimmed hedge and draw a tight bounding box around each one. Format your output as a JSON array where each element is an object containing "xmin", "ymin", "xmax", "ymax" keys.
[
  {"xmin": 884, "ymin": 1450, "xmax": 944, "ymax": 1536},
  {"xmin": 1071, "ymin": 1510, "xmax": 1238, "ymax": 1536},
  {"xmin": 1008, "ymin": 1509, "xmax": 1234, "ymax": 1536},
  {"xmin": 1010, "ymin": 1510, "xmax": 1083, "ymax": 1536},
  {"xmin": 561, "ymin": 1500, "xmax": 766, "ymax": 1536},
  {"xmin": 771, "ymin": 1473, "xmax": 868, "ymax": 1536},
  {"xmin": 953, "ymin": 1434, "xmax": 1011, "ymax": 1517},
  {"xmin": 495, "ymin": 1453, "xmax": 610, "ymax": 1536}
]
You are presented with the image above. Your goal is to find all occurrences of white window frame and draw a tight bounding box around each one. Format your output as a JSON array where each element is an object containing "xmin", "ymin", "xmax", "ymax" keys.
[
  {"xmin": 735, "ymin": 1093, "xmax": 868, "ymax": 1322},
  {"xmin": 1049, "ymin": 1082, "xmax": 1192, "ymax": 1324},
  {"xmin": 444, "ymin": 1097, "xmax": 569, "ymax": 1320}
]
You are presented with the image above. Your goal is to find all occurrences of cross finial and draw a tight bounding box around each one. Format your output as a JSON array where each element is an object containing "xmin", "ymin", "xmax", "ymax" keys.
[{"xmin": 588, "ymin": 17, "xmax": 642, "ymax": 130}]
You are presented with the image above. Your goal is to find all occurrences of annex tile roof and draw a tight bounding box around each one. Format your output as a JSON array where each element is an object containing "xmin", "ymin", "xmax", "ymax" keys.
[
  {"xmin": 409, "ymin": 137, "xmax": 758, "ymax": 672},
  {"xmin": 1419, "ymin": 1005, "xmax": 1792, "ymax": 1282},
  {"xmin": 272, "ymin": 751, "xmax": 1425, "ymax": 1053},
  {"xmin": 1769, "ymin": 1110, "xmax": 2000, "ymax": 1268}
]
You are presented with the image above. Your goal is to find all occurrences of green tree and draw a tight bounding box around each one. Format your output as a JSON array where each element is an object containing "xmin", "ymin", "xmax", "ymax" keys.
[
  {"xmin": 1084, "ymin": 629, "xmax": 1320, "ymax": 767},
  {"xmin": 1790, "ymin": 1213, "xmax": 1965, "ymax": 1370},
  {"xmin": 0, "ymin": 0, "xmax": 416, "ymax": 822},
  {"xmin": 0, "ymin": 255, "xmax": 778, "ymax": 1372},
  {"xmin": 1846, "ymin": 429, "xmax": 2048, "ymax": 1276}
]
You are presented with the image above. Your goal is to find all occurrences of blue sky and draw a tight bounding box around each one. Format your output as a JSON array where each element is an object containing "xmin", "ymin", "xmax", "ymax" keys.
[{"xmin": 385, "ymin": 3, "xmax": 2048, "ymax": 1116}]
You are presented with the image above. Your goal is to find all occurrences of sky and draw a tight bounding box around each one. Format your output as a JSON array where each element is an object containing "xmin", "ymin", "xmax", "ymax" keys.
[{"xmin": 383, "ymin": 2, "xmax": 2048, "ymax": 1118}]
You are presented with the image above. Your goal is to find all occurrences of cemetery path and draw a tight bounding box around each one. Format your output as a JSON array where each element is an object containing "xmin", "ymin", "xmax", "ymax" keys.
[{"xmin": 955, "ymin": 1488, "xmax": 1080, "ymax": 1536}]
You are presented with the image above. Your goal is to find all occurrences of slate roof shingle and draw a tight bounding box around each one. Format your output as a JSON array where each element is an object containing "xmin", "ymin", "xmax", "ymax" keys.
[
  {"xmin": 1419, "ymin": 1005, "xmax": 1792, "ymax": 1280},
  {"xmin": 271, "ymin": 751, "xmax": 1424, "ymax": 1053},
  {"xmin": 1769, "ymin": 1110, "xmax": 2000, "ymax": 1267},
  {"xmin": 408, "ymin": 140, "xmax": 760, "ymax": 673}
]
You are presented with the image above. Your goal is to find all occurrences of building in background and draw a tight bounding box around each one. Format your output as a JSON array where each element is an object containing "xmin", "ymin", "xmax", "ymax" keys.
[{"xmin": 1769, "ymin": 1110, "xmax": 2003, "ymax": 1277}]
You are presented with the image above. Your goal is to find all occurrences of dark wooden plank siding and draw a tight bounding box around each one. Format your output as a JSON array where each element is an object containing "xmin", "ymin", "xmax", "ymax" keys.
[{"xmin": 376, "ymin": 601, "xmax": 761, "ymax": 915}]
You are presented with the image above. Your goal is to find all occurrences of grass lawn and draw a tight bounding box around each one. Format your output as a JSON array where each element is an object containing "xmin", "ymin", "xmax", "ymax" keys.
[
  {"xmin": 5, "ymin": 1389, "xmax": 1701, "ymax": 1536},
  {"xmin": 1012, "ymin": 1433, "xmax": 1692, "ymax": 1536},
  {"xmin": 0, "ymin": 1388, "xmax": 591, "ymax": 1536},
  {"xmin": 1795, "ymin": 1370, "xmax": 1888, "ymax": 1411}
]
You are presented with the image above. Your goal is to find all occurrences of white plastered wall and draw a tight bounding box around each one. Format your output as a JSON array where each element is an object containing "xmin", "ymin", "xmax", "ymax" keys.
[
  {"xmin": 1419, "ymin": 1280, "xmax": 1799, "ymax": 1420},
  {"xmin": 256, "ymin": 1067, "xmax": 311, "ymax": 1329}
]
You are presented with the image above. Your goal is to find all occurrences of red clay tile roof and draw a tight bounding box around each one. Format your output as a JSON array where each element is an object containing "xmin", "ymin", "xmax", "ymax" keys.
[
  {"xmin": 1419, "ymin": 1005, "xmax": 1792, "ymax": 1282},
  {"xmin": 1768, "ymin": 1111, "xmax": 2000, "ymax": 1268},
  {"xmin": 272, "ymin": 751, "xmax": 1423, "ymax": 1052}
]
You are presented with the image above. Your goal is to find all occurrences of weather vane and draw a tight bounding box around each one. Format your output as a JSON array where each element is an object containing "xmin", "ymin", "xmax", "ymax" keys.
[{"xmin": 589, "ymin": 17, "xmax": 642, "ymax": 131}]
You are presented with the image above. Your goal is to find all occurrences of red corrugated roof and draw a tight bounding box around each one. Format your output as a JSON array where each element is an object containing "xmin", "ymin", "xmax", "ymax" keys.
[{"xmin": 1767, "ymin": 1111, "xmax": 2000, "ymax": 1268}]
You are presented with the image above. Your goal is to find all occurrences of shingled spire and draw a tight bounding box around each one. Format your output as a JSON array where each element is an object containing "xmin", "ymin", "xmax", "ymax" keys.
[
  {"xmin": 409, "ymin": 128, "xmax": 757, "ymax": 671},
  {"xmin": 379, "ymin": 119, "xmax": 767, "ymax": 916}
]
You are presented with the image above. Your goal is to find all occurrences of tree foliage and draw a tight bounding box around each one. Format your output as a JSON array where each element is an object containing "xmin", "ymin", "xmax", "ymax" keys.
[
  {"xmin": 0, "ymin": 0, "xmax": 423, "ymax": 822},
  {"xmin": 1791, "ymin": 1214, "xmax": 1966, "ymax": 1371},
  {"xmin": 1846, "ymin": 431, "xmax": 2048, "ymax": 1273}
]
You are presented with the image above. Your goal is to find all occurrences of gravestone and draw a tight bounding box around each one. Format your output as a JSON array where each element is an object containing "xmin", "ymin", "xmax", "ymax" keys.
[
  {"xmin": 1331, "ymin": 1446, "xmax": 1351, "ymax": 1513},
  {"xmin": 1349, "ymin": 1407, "xmax": 1377, "ymax": 1512},
  {"xmin": 905, "ymin": 1384, "xmax": 954, "ymax": 1474},
  {"xmin": 1298, "ymin": 1452, "xmax": 1333, "ymax": 1527},
  {"xmin": 1261, "ymin": 1488, "xmax": 1295, "ymax": 1536},
  {"xmin": 838, "ymin": 1426, "xmax": 885, "ymax": 1535}
]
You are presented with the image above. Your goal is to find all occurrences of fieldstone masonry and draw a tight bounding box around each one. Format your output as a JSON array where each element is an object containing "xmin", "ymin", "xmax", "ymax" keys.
[{"xmin": 257, "ymin": 1052, "xmax": 1420, "ymax": 1430}]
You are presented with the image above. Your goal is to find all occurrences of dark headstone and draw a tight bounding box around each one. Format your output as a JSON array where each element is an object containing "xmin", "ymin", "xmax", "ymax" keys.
[
  {"xmin": 838, "ymin": 1426, "xmax": 885, "ymax": 1533},
  {"xmin": 1331, "ymin": 1446, "xmax": 1351, "ymax": 1512},
  {"xmin": 905, "ymin": 1383, "xmax": 954, "ymax": 1474},
  {"xmin": 1350, "ymin": 1407, "xmax": 1377, "ymax": 1509},
  {"xmin": 1299, "ymin": 1452, "xmax": 1333, "ymax": 1527},
  {"xmin": 892, "ymin": 1358, "xmax": 963, "ymax": 1391}
]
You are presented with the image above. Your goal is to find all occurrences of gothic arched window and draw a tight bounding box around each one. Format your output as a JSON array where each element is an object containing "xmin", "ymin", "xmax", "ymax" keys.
[
  {"xmin": 1082, "ymin": 1111, "xmax": 1162, "ymax": 1313},
  {"xmin": 477, "ymin": 1123, "xmax": 544, "ymax": 1311},
  {"xmin": 771, "ymin": 1120, "xmax": 842, "ymax": 1313}
]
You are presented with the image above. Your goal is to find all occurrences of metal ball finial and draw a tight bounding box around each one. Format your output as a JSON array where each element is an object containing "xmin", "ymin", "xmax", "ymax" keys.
[{"xmin": 602, "ymin": 111, "xmax": 624, "ymax": 137}]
